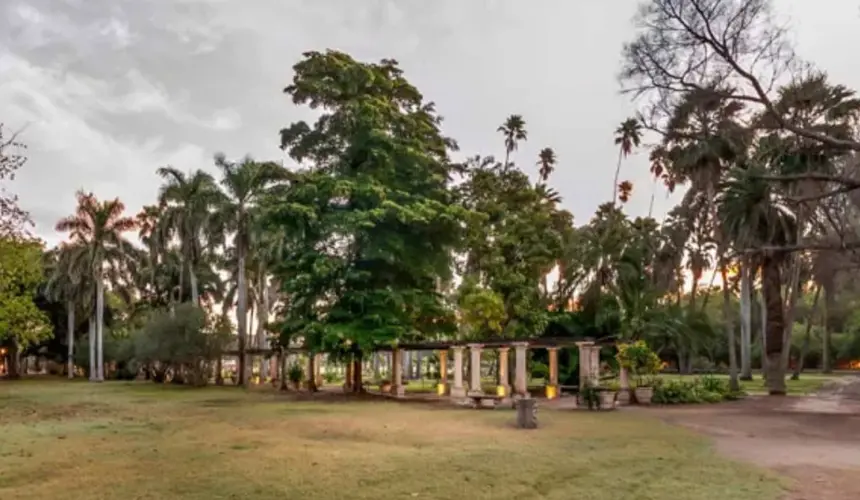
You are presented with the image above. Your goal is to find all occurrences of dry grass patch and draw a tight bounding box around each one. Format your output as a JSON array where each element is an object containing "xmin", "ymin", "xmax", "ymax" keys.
[{"xmin": 1, "ymin": 380, "xmax": 786, "ymax": 500}]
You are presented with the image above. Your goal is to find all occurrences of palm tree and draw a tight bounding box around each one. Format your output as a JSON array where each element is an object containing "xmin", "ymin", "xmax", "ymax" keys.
[
  {"xmin": 612, "ymin": 118, "xmax": 642, "ymax": 205},
  {"xmin": 718, "ymin": 165, "xmax": 797, "ymax": 395},
  {"xmin": 212, "ymin": 154, "xmax": 286, "ymax": 387},
  {"xmin": 497, "ymin": 115, "xmax": 527, "ymax": 168},
  {"xmin": 45, "ymin": 244, "xmax": 89, "ymax": 379},
  {"xmin": 536, "ymin": 147, "xmax": 556, "ymax": 182},
  {"xmin": 156, "ymin": 167, "xmax": 222, "ymax": 307},
  {"xmin": 55, "ymin": 191, "xmax": 137, "ymax": 381}
]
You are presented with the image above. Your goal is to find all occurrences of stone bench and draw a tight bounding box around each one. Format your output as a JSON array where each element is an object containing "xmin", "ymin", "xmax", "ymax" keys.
[{"xmin": 466, "ymin": 393, "xmax": 506, "ymax": 409}]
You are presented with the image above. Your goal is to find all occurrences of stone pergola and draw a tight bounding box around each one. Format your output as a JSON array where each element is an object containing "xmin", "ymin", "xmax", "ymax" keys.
[
  {"xmin": 376, "ymin": 338, "xmax": 602, "ymax": 401},
  {"xmin": 224, "ymin": 337, "xmax": 605, "ymax": 401}
]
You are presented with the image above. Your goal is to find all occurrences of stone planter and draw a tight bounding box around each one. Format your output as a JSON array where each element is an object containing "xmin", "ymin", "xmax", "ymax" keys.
[
  {"xmin": 634, "ymin": 386, "xmax": 654, "ymax": 405},
  {"xmin": 599, "ymin": 391, "xmax": 617, "ymax": 410}
]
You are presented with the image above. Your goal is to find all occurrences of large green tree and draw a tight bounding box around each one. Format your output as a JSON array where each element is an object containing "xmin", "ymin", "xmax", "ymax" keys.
[
  {"xmin": 265, "ymin": 50, "xmax": 463, "ymax": 391},
  {"xmin": 0, "ymin": 236, "xmax": 51, "ymax": 377}
]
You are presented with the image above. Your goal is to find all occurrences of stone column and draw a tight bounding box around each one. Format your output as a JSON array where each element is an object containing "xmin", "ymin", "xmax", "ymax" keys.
[
  {"xmin": 314, "ymin": 354, "xmax": 323, "ymax": 388},
  {"xmin": 392, "ymin": 348, "xmax": 405, "ymax": 397},
  {"xmin": 450, "ymin": 346, "xmax": 466, "ymax": 398},
  {"xmin": 467, "ymin": 344, "xmax": 483, "ymax": 395},
  {"xmin": 545, "ymin": 347, "xmax": 559, "ymax": 399},
  {"xmin": 589, "ymin": 346, "xmax": 601, "ymax": 381},
  {"xmin": 437, "ymin": 350, "xmax": 448, "ymax": 396},
  {"xmin": 576, "ymin": 341, "xmax": 596, "ymax": 389},
  {"xmin": 497, "ymin": 347, "xmax": 511, "ymax": 397},
  {"xmin": 513, "ymin": 342, "xmax": 529, "ymax": 397}
]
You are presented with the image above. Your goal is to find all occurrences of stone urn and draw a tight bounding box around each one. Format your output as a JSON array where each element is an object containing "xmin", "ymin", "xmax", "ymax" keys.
[
  {"xmin": 634, "ymin": 386, "xmax": 654, "ymax": 405},
  {"xmin": 599, "ymin": 391, "xmax": 617, "ymax": 410}
]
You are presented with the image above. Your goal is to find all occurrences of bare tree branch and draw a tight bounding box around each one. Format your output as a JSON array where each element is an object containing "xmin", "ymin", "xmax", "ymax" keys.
[{"xmin": 620, "ymin": 0, "xmax": 860, "ymax": 151}]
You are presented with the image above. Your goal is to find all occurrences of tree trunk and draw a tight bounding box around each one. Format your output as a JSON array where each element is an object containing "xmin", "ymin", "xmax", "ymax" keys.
[
  {"xmin": 611, "ymin": 147, "xmax": 623, "ymax": 205},
  {"xmin": 67, "ymin": 303, "xmax": 75, "ymax": 379},
  {"xmin": 761, "ymin": 254, "xmax": 786, "ymax": 395},
  {"xmin": 822, "ymin": 285, "xmax": 835, "ymax": 374},
  {"xmin": 189, "ymin": 267, "xmax": 199, "ymax": 307},
  {"xmin": 279, "ymin": 352, "xmax": 288, "ymax": 391},
  {"xmin": 647, "ymin": 178, "xmax": 657, "ymax": 218},
  {"xmin": 237, "ymin": 248, "xmax": 249, "ymax": 388},
  {"xmin": 760, "ymin": 288, "xmax": 768, "ymax": 379},
  {"xmin": 88, "ymin": 314, "xmax": 96, "ymax": 381},
  {"xmin": 306, "ymin": 354, "xmax": 317, "ymax": 392},
  {"xmin": 351, "ymin": 356, "xmax": 363, "ymax": 393},
  {"xmin": 177, "ymin": 257, "xmax": 184, "ymax": 306},
  {"xmin": 96, "ymin": 279, "xmax": 105, "ymax": 382},
  {"xmin": 215, "ymin": 355, "xmax": 223, "ymax": 386},
  {"xmin": 780, "ymin": 257, "xmax": 802, "ymax": 373},
  {"xmin": 721, "ymin": 264, "xmax": 740, "ymax": 392},
  {"xmin": 739, "ymin": 259, "xmax": 752, "ymax": 380},
  {"xmin": 257, "ymin": 272, "xmax": 270, "ymax": 381},
  {"xmin": 792, "ymin": 286, "xmax": 821, "ymax": 380}
]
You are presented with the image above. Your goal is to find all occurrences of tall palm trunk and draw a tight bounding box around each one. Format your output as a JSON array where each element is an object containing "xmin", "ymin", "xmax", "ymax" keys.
[
  {"xmin": 720, "ymin": 263, "xmax": 740, "ymax": 392},
  {"xmin": 257, "ymin": 270, "xmax": 270, "ymax": 381},
  {"xmin": 792, "ymin": 286, "xmax": 821, "ymax": 380},
  {"xmin": 96, "ymin": 279, "xmax": 105, "ymax": 382},
  {"xmin": 88, "ymin": 312, "xmax": 96, "ymax": 381},
  {"xmin": 739, "ymin": 259, "xmax": 753, "ymax": 380},
  {"xmin": 761, "ymin": 254, "xmax": 786, "ymax": 395},
  {"xmin": 67, "ymin": 302, "xmax": 75, "ymax": 379},
  {"xmin": 237, "ymin": 246, "xmax": 249, "ymax": 388},
  {"xmin": 189, "ymin": 266, "xmax": 200, "ymax": 307},
  {"xmin": 647, "ymin": 178, "xmax": 658, "ymax": 218},
  {"xmin": 611, "ymin": 147, "xmax": 623, "ymax": 205}
]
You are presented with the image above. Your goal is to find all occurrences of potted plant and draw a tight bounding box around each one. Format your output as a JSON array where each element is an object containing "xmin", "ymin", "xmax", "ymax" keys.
[
  {"xmin": 633, "ymin": 376, "xmax": 658, "ymax": 404},
  {"xmin": 287, "ymin": 363, "xmax": 304, "ymax": 390},
  {"xmin": 617, "ymin": 341, "xmax": 661, "ymax": 405},
  {"xmin": 600, "ymin": 381, "xmax": 619, "ymax": 410}
]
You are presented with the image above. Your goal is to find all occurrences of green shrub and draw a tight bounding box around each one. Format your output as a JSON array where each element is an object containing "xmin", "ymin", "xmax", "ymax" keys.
[
  {"xmin": 699, "ymin": 374, "xmax": 729, "ymax": 393},
  {"xmin": 616, "ymin": 341, "xmax": 661, "ymax": 387},
  {"xmin": 287, "ymin": 364, "xmax": 304, "ymax": 385},
  {"xmin": 323, "ymin": 371, "xmax": 339, "ymax": 383},
  {"xmin": 651, "ymin": 376, "xmax": 745, "ymax": 405},
  {"xmin": 652, "ymin": 379, "xmax": 702, "ymax": 404}
]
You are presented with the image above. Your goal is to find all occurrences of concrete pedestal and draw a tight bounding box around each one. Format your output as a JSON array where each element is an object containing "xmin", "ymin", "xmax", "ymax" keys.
[{"xmin": 515, "ymin": 398, "xmax": 538, "ymax": 429}]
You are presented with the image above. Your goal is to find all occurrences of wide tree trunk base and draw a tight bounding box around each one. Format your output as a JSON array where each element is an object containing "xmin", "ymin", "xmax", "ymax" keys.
[{"xmin": 765, "ymin": 352, "xmax": 786, "ymax": 395}]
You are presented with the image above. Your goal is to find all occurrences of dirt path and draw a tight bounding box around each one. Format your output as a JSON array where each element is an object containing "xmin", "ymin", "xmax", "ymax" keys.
[{"xmin": 641, "ymin": 376, "xmax": 860, "ymax": 500}]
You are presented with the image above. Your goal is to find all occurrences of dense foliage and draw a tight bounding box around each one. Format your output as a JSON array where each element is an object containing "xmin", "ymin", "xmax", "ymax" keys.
[{"xmin": 5, "ymin": 3, "xmax": 860, "ymax": 396}]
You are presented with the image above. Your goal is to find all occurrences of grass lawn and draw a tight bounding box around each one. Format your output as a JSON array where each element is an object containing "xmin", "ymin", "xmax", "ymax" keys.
[{"xmin": 0, "ymin": 380, "xmax": 786, "ymax": 500}]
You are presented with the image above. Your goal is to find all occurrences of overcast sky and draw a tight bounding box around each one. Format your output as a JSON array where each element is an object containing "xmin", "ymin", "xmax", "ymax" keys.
[{"xmin": 2, "ymin": 0, "xmax": 858, "ymax": 247}]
